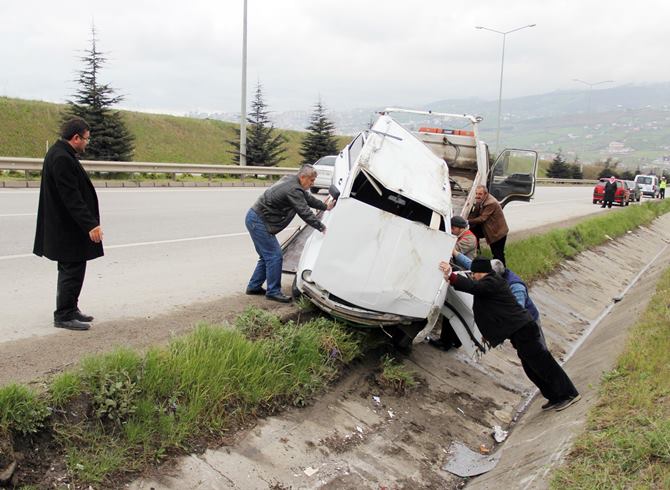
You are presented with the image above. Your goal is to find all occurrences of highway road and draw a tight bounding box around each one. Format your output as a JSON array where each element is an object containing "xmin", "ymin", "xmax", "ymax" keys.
[{"xmin": 0, "ymin": 185, "xmax": 611, "ymax": 343}]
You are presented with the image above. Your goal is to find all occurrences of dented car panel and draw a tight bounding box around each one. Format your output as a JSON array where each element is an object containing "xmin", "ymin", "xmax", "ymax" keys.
[{"xmin": 308, "ymin": 198, "xmax": 455, "ymax": 319}]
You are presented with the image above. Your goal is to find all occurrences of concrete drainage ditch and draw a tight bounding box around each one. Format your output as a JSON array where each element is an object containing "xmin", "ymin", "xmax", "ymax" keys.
[{"xmin": 131, "ymin": 214, "xmax": 670, "ymax": 490}]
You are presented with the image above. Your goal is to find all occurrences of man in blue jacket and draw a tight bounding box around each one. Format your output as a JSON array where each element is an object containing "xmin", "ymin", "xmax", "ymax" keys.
[{"xmin": 438, "ymin": 257, "xmax": 580, "ymax": 411}]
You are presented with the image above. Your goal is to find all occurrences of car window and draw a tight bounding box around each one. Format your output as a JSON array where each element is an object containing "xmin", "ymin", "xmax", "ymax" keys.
[
  {"xmin": 315, "ymin": 156, "xmax": 336, "ymax": 167},
  {"xmin": 348, "ymin": 134, "xmax": 365, "ymax": 170},
  {"xmin": 636, "ymin": 176, "xmax": 652, "ymax": 185}
]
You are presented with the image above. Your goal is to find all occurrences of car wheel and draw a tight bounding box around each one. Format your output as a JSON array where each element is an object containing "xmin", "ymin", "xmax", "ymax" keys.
[
  {"xmin": 592, "ymin": 200, "xmax": 597, "ymax": 205},
  {"xmin": 310, "ymin": 187, "xmax": 319, "ymax": 194}
]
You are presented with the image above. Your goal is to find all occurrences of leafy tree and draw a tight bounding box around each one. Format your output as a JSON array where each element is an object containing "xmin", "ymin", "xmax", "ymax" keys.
[
  {"xmin": 62, "ymin": 27, "xmax": 134, "ymax": 161},
  {"xmin": 620, "ymin": 170, "xmax": 636, "ymax": 180},
  {"xmin": 546, "ymin": 150, "xmax": 572, "ymax": 178},
  {"xmin": 229, "ymin": 82, "xmax": 287, "ymax": 166},
  {"xmin": 300, "ymin": 100, "xmax": 339, "ymax": 165}
]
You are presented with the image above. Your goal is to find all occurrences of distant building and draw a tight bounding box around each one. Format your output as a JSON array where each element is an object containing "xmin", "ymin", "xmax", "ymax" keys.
[{"xmin": 607, "ymin": 141, "xmax": 634, "ymax": 154}]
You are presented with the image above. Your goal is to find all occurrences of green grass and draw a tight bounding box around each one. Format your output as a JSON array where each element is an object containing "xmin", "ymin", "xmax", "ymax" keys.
[
  {"xmin": 550, "ymin": 267, "xmax": 670, "ymax": 489},
  {"xmin": 376, "ymin": 354, "xmax": 417, "ymax": 394},
  {"xmin": 505, "ymin": 199, "xmax": 670, "ymax": 281},
  {"xmin": 0, "ymin": 308, "xmax": 365, "ymax": 486},
  {"xmin": 0, "ymin": 96, "xmax": 349, "ymax": 166}
]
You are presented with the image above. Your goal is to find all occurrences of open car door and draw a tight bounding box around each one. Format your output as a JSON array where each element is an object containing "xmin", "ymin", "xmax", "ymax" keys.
[{"xmin": 487, "ymin": 149, "xmax": 538, "ymax": 207}]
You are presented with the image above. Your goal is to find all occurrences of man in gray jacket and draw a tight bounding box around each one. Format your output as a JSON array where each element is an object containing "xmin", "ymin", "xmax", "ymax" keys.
[{"xmin": 245, "ymin": 165, "xmax": 334, "ymax": 302}]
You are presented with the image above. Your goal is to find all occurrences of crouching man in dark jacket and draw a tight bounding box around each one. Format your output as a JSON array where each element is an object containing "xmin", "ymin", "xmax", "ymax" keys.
[
  {"xmin": 245, "ymin": 164, "xmax": 334, "ymax": 303},
  {"xmin": 439, "ymin": 257, "xmax": 581, "ymax": 412}
]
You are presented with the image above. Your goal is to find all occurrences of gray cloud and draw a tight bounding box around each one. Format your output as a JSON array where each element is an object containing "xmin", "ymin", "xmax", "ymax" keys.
[{"xmin": 1, "ymin": 0, "xmax": 668, "ymax": 115}]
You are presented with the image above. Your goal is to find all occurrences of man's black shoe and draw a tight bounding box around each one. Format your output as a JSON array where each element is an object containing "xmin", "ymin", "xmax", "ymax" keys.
[
  {"xmin": 541, "ymin": 400, "xmax": 561, "ymax": 411},
  {"xmin": 266, "ymin": 293, "xmax": 291, "ymax": 303},
  {"xmin": 427, "ymin": 337, "xmax": 451, "ymax": 351},
  {"xmin": 54, "ymin": 319, "xmax": 90, "ymax": 331},
  {"xmin": 74, "ymin": 310, "xmax": 94, "ymax": 322},
  {"xmin": 554, "ymin": 394, "xmax": 581, "ymax": 411},
  {"xmin": 245, "ymin": 287, "xmax": 267, "ymax": 296}
]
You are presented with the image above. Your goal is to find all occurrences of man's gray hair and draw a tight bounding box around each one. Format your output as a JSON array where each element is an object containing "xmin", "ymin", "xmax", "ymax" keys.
[
  {"xmin": 490, "ymin": 259, "xmax": 505, "ymax": 274},
  {"xmin": 476, "ymin": 184, "xmax": 489, "ymax": 193},
  {"xmin": 298, "ymin": 164, "xmax": 317, "ymax": 178}
]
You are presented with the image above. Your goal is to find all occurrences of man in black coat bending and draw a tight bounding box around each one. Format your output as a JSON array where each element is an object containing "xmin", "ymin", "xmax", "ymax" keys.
[
  {"xmin": 439, "ymin": 257, "xmax": 581, "ymax": 411},
  {"xmin": 33, "ymin": 117, "xmax": 103, "ymax": 331}
]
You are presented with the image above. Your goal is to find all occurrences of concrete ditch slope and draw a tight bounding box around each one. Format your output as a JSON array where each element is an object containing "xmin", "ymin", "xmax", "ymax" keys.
[{"xmin": 131, "ymin": 214, "xmax": 670, "ymax": 490}]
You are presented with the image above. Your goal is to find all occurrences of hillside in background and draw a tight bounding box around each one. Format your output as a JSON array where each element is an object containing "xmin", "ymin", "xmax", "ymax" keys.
[
  {"xmin": 0, "ymin": 97, "xmax": 345, "ymax": 166},
  {"xmin": 197, "ymin": 83, "xmax": 670, "ymax": 170}
]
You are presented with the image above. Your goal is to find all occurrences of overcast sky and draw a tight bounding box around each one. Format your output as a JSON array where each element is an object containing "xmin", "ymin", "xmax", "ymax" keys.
[{"xmin": 2, "ymin": 1, "xmax": 669, "ymax": 116}]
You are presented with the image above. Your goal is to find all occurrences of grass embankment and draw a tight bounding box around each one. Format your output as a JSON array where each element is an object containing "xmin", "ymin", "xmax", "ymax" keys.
[
  {"xmin": 550, "ymin": 267, "xmax": 670, "ymax": 489},
  {"xmin": 0, "ymin": 96, "xmax": 349, "ymax": 165},
  {"xmin": 505, "ymin": 199, "xmax": 670, "ymax": 281},
  {"xmin": 0, "ymin": 309, "xmax": 369, "ymax": 485}
]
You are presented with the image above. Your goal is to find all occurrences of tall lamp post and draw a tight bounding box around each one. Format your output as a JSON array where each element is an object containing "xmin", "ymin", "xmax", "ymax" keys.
[
  {"xmin": 475, "ymin": 23, "xmax": 536, "ymax": 156},
  {"xmin": 239, "ymin": 0, "xmax": 248, "ymax": 166},
  {"xmin": 572, "ymin": 78, "xmax": 613, "ymax": 164}
]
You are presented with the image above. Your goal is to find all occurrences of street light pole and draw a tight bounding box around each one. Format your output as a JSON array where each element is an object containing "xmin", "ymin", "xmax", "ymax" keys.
[
  {"xmin": 475, "ymin": 24, "xmax": 536, "ymax": 156},
  {"xmin": 572, "ymin": 78, "xmax": 613, "ymax": 165},
  {"xmin": 239, "ymin": 0, "xmax": 248, "ymax": 166}
]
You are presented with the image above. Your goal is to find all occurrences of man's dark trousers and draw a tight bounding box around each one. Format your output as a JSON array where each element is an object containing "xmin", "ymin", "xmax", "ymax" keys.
[
  {"xmin": 489, "ymin": 235, "xmax": 507, "ymax": 265},
  {"xmin": 55, "ymin": 261, "xmax": 87, "ymax": 322},
  {"xmin": 510, "ymin": 321, "xmax": 578, "ymax": 403}
]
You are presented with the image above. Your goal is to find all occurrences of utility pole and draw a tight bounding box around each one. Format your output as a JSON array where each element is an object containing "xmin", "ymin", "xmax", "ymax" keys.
[
  {"xmin": 475, "ymin": 23, "xmax": 536, "ymax": 156},
  {"xmin": 239, "ymin": 0, "xmax": 248, "ymax": 165}
]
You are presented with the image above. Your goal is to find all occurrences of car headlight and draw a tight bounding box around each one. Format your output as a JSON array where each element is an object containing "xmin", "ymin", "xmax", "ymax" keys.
[{"xmin": 301, "ymin": 269, "xmax": 314, "ymax": 284}]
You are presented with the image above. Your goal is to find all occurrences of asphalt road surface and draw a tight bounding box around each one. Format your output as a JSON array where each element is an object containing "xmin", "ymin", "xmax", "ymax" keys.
[{"xmin": 0, "ymin": 185, "xmax": 615, "ymax": 343}]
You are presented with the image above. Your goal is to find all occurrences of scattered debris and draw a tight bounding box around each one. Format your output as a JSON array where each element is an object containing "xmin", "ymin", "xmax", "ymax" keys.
[
  {"xmin": 387, "ymin": 410, "xmax": 395, "ymax": 418},
  {"xmin": 492, "ymin": 425, "xmax": 508, "ymax": 443},
  {"xmin": 372, "ymin": 395, "xmax": 381, "ymax": 405},
  {"xmin": 303, "ymin": 466, "xmax": 319, "ymax": 477},
  {"xmin": 356, "ymin": 426, "xmax": 364, "ymax": 434},
  {"xmin": 479, "ymin": 444, "xmax": 490, "ymax": 455},
  {"xmin": 442, "ymin": 441, "xmax": 501, "ymax": 477},
  {"xmin": 613, "ymin": 294, "xmax": 624, "ymax": 303},
  {"xmin": 456, "ymin": 407, "xmax": 465, "ymax": 415},
  {"xmin": 493, "ymin": 409, "xmax": 512, "ymax": 424}
]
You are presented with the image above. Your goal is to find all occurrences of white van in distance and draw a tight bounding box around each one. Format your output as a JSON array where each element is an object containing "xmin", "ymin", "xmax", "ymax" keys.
[{"xmin": 634, "ymin": 174, "xmax": 659, "ymax": 198}]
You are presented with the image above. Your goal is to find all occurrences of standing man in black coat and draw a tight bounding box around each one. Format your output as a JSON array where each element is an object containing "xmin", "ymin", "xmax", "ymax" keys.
[
  {"xmin": 439, "ymin": 257, "xmax": 581, "ymax": 411},
  {"xmin": 602, "ymin": 176, "xmax": 617, "ymax": 208},
  {"xmin": 33, "ymin": 117, "xmax": 104, "ymax": 331}
]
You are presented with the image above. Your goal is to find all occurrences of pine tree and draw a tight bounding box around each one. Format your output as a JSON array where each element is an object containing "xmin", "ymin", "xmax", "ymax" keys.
[
  {"xmin": 229, "ymin": 82, "xmax": 287, "ymax": 166},
  {"xmin": 299, "ymin": 100, "xmax": 339, "ymax": 165},
  {"xmin": 546, "ymin": 150, "xmax": 572, "ymax": 178},
  {"xmin": 62, "ymin": 27, "xmax": 134, "ymax": 161},
  {"xmin": 597, "ymin": 157, "xmax": 620, "ymax": 179}
]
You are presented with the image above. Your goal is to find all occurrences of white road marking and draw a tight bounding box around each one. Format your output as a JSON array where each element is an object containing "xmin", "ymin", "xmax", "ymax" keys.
[
  {"xmin": 0, "ymin": 231, "xmax": 250, "ymax": 261},
  {"xmin": 0, "ymin": 213, "xmax": 36, "ymax": 217}
]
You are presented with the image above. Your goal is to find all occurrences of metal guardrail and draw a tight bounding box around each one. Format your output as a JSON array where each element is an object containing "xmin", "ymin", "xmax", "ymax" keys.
[
  {"xmin": 0, "ymin": 157, "xmax": 299, "ymax": 176},
  {"xmin": 0, "ymin": 157, "xmax": 599, "ymax": 185},
  {"xmin": 536, "ymin": 177, "xmax": 599, "ymax": 185}
]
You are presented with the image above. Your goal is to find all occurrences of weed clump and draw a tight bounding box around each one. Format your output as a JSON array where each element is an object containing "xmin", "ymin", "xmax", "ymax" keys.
[{"xmin": 376, "ymin": 355, "xmax": 417, "ymax": 395}]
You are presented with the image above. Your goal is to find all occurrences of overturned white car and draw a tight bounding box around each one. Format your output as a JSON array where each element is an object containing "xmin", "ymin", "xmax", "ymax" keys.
[{"xmin": 282, "ymin": 109, "xmax": 538, "ymax": 356}]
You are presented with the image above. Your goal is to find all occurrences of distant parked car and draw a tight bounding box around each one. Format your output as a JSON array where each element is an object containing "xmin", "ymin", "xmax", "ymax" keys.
[
  {"xmin": 624, "ymin": 180, "xmax": 641, "ymax": 203},
  {"xmin": 593, "ymin": 178, "xmax": 629, "ymax": 206},
  {"xmin": 311, "ymin": 155, "xmax": 337, "ymax": 193}
]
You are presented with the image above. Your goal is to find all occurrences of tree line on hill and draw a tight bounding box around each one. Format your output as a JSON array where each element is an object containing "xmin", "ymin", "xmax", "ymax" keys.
[
  {"xmin": 545, "ymin": 149, "xmax": 669, "ymax": 181},
  {"xmin": 64, "ymin": 28, "xmax": 338, "ymax": 167}
]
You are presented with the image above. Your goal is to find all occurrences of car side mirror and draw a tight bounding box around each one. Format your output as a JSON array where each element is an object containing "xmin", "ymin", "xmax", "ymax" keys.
[{"xmin": 329, "ymin": 184, "xmax": 341, "ymax": 200}]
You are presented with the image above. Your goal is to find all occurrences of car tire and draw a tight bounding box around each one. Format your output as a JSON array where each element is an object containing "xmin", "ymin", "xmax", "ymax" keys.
[
  {"xmin": 310, "ymin": 187, "xmax": 319, "ymax": 194},
  {"xmin": 593, "ymin": 200, "xmax": 597, "ymax": 205},
  {"xmin": 291, "ymin": 275, "xmax": 302, "ymax": 300}
]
